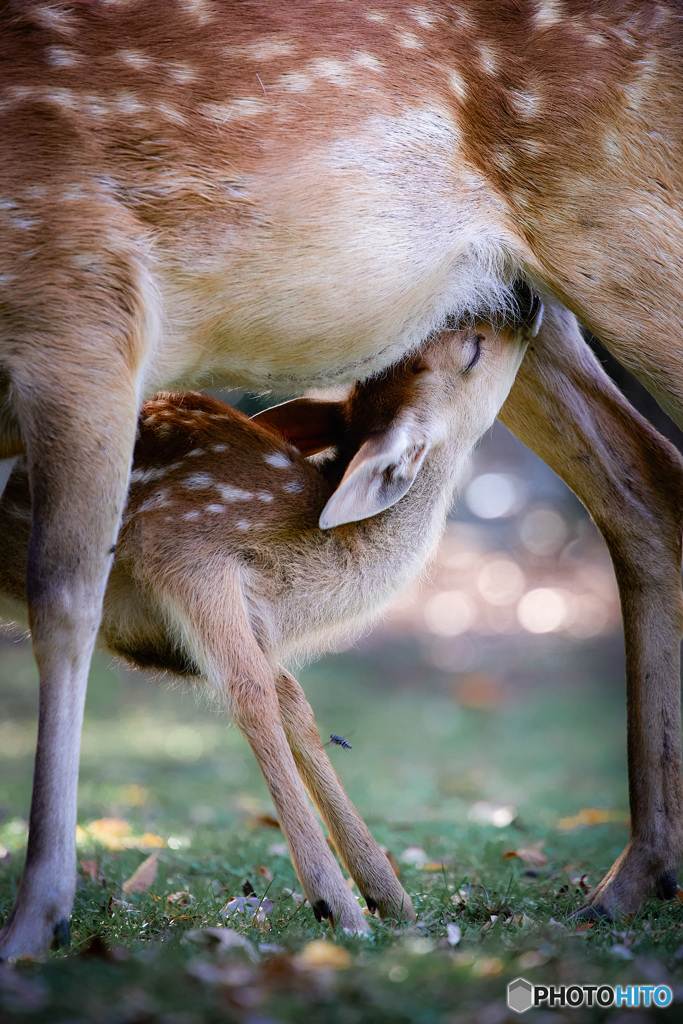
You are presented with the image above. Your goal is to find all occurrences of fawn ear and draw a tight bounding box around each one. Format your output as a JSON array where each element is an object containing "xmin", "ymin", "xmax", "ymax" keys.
[
  {"xmin": 252, "ymin": 398, "xmax": 346, "ymax": 455},
  {"xmin": 319, "ymin": 419, "xmax": 428, "ymax": 529}
]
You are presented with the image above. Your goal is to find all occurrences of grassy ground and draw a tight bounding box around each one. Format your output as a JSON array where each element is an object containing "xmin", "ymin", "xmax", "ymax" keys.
[{"xmin": 1, "ymin": 632, "xmax": 682, "ymax": 1023}]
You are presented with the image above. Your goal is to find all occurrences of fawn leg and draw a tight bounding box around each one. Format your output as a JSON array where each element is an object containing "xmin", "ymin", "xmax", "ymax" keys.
[
  {"xmin": 276, "ymin": 667, "xmax": 415, "ymax": 922},
  {"xmin": 499, "ymin": 299, "xmax": 683, "ymax": 918},
  {"xmin": 164, "ymin": 573, "xmax": 369, "ymax": 932}
]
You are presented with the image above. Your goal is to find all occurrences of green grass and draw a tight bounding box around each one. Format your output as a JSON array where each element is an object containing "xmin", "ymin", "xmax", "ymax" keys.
[{"xmin": 1, "ymin": 637, "xmax": 682, "ymax": 1022}]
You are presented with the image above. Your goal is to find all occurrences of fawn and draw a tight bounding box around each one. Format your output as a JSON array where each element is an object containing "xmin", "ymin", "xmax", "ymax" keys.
[
  {"xmin": 0, "ymin": 302, "xmax": 540, "ymax": 932},
  {"xmin": 2, "ymin": 0, "xmax": 683, "ymax": 955}
]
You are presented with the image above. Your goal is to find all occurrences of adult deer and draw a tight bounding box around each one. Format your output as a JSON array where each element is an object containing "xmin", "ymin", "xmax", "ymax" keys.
[{"xmin": 0, "ymin": 0, "xmax": 682, "ymax": 957}]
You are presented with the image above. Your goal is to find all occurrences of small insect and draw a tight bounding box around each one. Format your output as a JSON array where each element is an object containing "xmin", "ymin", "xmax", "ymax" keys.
[{"xmin": 327, "ymin": 733, "xmax": 352, "ymax": 750}]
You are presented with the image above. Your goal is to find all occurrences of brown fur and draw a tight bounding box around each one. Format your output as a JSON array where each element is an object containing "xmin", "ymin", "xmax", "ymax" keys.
[{"xmin": 1, "ymin": 0, "xmax": 683, "ymax": 955}]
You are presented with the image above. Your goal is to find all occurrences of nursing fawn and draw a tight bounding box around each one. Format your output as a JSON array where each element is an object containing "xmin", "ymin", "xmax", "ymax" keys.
[
  {"xmin": 3, "ymin": 0, "xmax": 683, "ymax": 956},
  {"xmin": 0, "ymin": 301, "xmax": 540, "ymax": 932}
]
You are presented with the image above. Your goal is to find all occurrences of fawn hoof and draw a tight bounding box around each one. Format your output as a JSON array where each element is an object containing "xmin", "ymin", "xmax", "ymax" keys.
[
  {"xmin": 312, "ymin": 899, "xmax": 332, "ymax": 924},
  {"xmin": 363, "ymin": 895, "xmax": 378, "ymax": 915},
  {"xmin": 361, "ymin": 888, "xmax": 416, "ymax": 924},
  {"xmin": 51, "ymin": 918, "xmax": 71, "ymax": 950}
]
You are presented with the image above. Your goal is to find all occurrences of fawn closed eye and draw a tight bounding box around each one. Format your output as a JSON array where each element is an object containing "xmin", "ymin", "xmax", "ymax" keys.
[{"xmin": 463, "ymin": 334, "xmax": 483, "ymax": 372}]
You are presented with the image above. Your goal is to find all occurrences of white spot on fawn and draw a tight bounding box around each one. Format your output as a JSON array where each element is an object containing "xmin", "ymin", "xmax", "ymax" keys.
[
  {"xmin": 283, "ymin": 480, "xmax": 303, "ymax": 494},
  {"xmin": 264, "ymin": 452, "xmax": 291, "ymax": 469},
  {"xmin": 217, "ymin": 484, "xmax": 253, "ymax": 501},
  {"xmin": 131, "ymin": 464, "xmax": 181, "ymax": 484},
  {"xmin": 138, "ymin": 490, "xmax": 171, "ymax": 513},
  {"xmin": 205, "ymin": 503, "xmax": 225, "ymax": 513},
  {"xmin": 236, "ymin": 520, "xmax": 251, "ymax": 531},
  {"xmin": 350, "ymin": 51, "xmax": 385, "ymax": 73},
  {"xmin": 186, "ymin": 449, "xmax": 204, "ymax": 458},
  {"xmin": 449, "ymin": 70, "xmax": 468, "ymax": 103},
  {"xmin": 212, "ymin": 444, "xmax": 228, "ymax": 453},
  {"xmin": 534, "ymin": 0, "xmax": 564, "ymax": 29},
  {"xmin": 183, "ymin": 473, "xmax": 214, "ymax": 490},
  {"xmin": 183, "ymin": 509, "xmax": 201, "ymax": 521},
  {"xmin": 258, "ymin": 492, "xmax": 274, "ymax": 502}
]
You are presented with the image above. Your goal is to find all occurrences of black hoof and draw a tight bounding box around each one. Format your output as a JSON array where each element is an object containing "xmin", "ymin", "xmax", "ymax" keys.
[
  {"xmin": 363, "ymin": 896, "xmax": 377, "ymax": 914},
  {"xmin": 52, "ymin": 918, "xmax": 71, "ymax": 950},
  {"xmin": 655, "ymin": 870, "xmax": 679, "ymax": 901},
  {"xmin": 312, "ymin": 899, "xmax": 332, "ymax": 923}
]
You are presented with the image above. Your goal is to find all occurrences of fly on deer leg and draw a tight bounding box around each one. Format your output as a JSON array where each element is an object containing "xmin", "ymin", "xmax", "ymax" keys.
[
  {"xmin": 500, "ymin": 299, "xmax": 683, "ymax": 918},
  {"xmin": 275, "ymin": 667, "xmax": 415, "ymax": 923}
]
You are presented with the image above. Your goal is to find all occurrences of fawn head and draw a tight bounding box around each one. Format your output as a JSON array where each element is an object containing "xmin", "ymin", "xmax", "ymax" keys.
[{"xmin": 255, "ymin": 287, "xmax": 543, "ymax": 528}]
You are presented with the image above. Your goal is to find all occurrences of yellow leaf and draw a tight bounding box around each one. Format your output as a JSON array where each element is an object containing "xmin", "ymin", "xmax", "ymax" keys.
[
  {"xmin": 295, "ymin": 941, "xmax": 351, "ymax": 971},
  {"xmin": 558, "ymin": 808, "xmax": 628, "ymax": 831},
  {"xmin": 122, "ymin": 850, "xmax": 159, "ymax": 894}
]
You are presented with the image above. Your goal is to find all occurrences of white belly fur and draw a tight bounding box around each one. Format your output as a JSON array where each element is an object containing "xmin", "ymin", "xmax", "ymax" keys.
[{"xmin": 149, "ymin": 107, "xmax": 523, "ymax": 392}]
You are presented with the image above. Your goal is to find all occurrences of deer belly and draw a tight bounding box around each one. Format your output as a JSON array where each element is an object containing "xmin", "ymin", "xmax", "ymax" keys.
[{"xmin": 153, "ymin": 113, "xmax": 519, "ymax": 391}]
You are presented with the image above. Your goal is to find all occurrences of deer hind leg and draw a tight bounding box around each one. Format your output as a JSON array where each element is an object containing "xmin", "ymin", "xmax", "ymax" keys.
[
  {"xmin": 275, "ymin": 667, "xmax": 415, "ymax": 923},
  {"xmin": 499, "ymin": 299, "xmax": 683, "ymax": 919},
  {"xmin": 162, "ymin": 572, "xmax": 369, "ymax": 932}
]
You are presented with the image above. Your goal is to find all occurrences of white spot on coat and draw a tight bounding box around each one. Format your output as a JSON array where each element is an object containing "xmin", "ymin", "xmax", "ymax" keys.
[
  {"xmin": 283, "ymin": 480, "xmax": 303, "ymax": 494},
  {"xmin": 264, "ymin": 452, "xmax": 292, "ymax": 469},
  {"xmin": 184, "ymin": 473, "xmax": 214, "ymax": 490},
  {"xmin": 205, "ymin": 504, "xmax": 225, "ymax": 513},
  {"xmin": 217, "ymin": 484, "xmax": 253, "ymax": 501},
  {"xmin": 236, "ymin": 519, "xmax": 251, "ymax": 531}
]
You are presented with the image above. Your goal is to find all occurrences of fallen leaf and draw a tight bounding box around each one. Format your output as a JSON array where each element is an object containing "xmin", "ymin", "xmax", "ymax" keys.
[
  {"xmin": 166, "ymin": 890, "xmax": 195, "ymax": 907},
  {"xmin": 424, "ymin": 859, "xmax": 452, "ymax": 871},
  {"xmin": 295, "ymin": 940, "xmax": 351, "ymax": 971},
  {"xmin": 558, "ymin": 807, "xmax": 629, "ymax": 830},
  {"xmin": 252, "ymin": 868, "xmax": 274, "ymax": 884},
  {"xmin": 446, "ymin": 922, "xmax": 462, "ymax": 947},
  {"xmin": 573, "ymin": 922, "xmax": 595, "ymax": 933},
  {"xmin": 503, "ymin": 845, "xmax": 549, "ymax": 867},
  {"xmin": 384, "ymin": 849, "xmax": 401, "ymax": 877},
  {"xmin": 221, "ymin": 896, "xmax": 275, "ymax": 923},
  {"xmin": 184, "ymin": 927, "xmax": 257, "ymax": 960},
  {"xmin": 78, "ymin": 859, "xmax": 101, "ymax": 882},
  {"xmin": 80, "ymin": 818, "xmax": 165, "ymax": 850},
  {"xmin": 247, "ymin": 812, "xmax": 281, "ymax": 830},
  {"xmin": 282, "ymin": 888, "xmax": 307, "ymax": 907},
  {"xmin": 122, "ymin": 850, "xmax": 159, "ymax": 894}
]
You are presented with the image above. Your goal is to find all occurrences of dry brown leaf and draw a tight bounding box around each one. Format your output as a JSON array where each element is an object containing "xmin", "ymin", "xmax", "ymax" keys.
[
  {"xmin": 503, "ymin": 845, "xmax": 549, "ymax": 867},
  {"xmin": 122, "ymin": 850, "xmax": 159, "ymax": 894},
  {"xmin": 252, "ymin": 865, "xmax": 274, "ymax": 882},
  {"xmin": 384, "ymin": 849, "xmax": 401, "ymax": 878},
  {"xmin": 248, "ymin": 813, "xmax": 281, "ymax": 830},
  {"xmin": 79, "ymin": 859, "xmax": 101, "ymax": 882}
]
